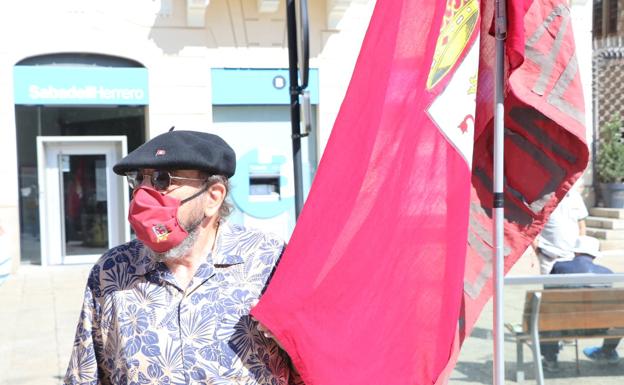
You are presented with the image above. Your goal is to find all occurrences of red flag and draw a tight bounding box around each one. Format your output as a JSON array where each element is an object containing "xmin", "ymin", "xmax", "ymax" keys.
[
  {"xmin": 438, "ymin": 0, "xmax": 589, "ymax": 382},
  {"xmin": 252, "ymin": 0, "xmax": 588, "ymax": 384}
]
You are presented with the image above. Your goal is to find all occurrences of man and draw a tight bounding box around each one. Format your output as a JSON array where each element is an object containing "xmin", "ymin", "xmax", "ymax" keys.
[
  {"xmin": 534, "ymin": 185, "xmax": 609, "ymax": 371},
  {"xmin": 64, "ymin": 130, "xmax": 298, "ymax": 385},
  {"xmin": 535, "ymin": 186, "xmax": 588, "ymax": 275},
  {"xmin": 549, "ymin": 236, "xmax": 621, "ymax": 365}
]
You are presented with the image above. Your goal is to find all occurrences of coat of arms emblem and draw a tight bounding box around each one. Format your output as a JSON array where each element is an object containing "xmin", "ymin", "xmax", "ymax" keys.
[{"xmin": 152, "ymin": 224, "xmax": 170, "ymax": 242}]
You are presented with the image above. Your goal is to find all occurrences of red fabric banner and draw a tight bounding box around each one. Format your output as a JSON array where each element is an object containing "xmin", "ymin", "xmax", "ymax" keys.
[
  {"xmin": 437, "ymin": 0, "xmax": 589, "ymax": 382},
  {"xmin": 252, "ymin": 0, "xmax": 588, "ymax": 384}
]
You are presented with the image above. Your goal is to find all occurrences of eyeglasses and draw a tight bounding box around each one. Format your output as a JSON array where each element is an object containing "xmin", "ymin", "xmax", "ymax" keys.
[{"xmin": 126, "ymin": 170, "xmax": 206, "ymax": 191}]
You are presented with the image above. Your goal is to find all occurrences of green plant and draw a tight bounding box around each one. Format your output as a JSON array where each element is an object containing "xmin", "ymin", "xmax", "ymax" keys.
[{"xmin": 597, "ymin": 115, "xmax": 624, "ymax": 183}]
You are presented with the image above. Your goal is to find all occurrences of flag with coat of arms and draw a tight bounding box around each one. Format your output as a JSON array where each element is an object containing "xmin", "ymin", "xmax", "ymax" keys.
[{"xmin": 252, "ymin": 0, "xmax": 589, "ymax": 383}]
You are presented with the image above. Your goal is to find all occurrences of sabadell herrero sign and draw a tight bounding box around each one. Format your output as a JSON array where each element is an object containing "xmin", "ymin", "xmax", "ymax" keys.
[{"xmin": 14, "ymin": 66, "xmax": 148, "ymax": 105}]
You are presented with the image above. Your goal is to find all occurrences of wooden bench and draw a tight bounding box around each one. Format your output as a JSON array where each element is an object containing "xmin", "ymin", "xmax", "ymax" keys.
[{"xmin": 506, "ymin": 287, "xmax": 624, "ymax": 384}]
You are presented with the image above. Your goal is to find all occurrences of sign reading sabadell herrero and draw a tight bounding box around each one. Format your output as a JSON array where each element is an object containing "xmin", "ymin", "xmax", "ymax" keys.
[{"xmin": 14, "ymin": 66, "xmax": 148, "ymax": 105}]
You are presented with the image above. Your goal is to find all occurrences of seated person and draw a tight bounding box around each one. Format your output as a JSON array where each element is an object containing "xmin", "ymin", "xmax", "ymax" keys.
[
  {"xmin": 535, "ymin": 187, "xmax": 588, "ymax": 275},
  {"xmin": 541, "ymin": 236, "xmax": 621, "ymax": 371}
]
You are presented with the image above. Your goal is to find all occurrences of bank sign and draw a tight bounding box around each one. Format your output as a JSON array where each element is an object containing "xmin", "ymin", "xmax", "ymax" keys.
[{"xmin": 14, "ymin": 66, "xmax": 148, "ymax": 105}]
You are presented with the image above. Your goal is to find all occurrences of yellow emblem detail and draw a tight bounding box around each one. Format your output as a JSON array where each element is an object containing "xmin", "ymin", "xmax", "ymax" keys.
[
  {"xmin": 152, "ymin": 224, "xmax": 170, "ymax": 243},
  {"xmin": 468, "ymin": 74, "xmax": 477, "ymax": 95},
  {"xmin": 427, "ymin": 0, "xmax": 479, "ymax": 90}
]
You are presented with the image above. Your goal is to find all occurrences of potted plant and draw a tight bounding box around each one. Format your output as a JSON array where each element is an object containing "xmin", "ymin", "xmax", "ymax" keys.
[{"xmin": 596, "ymin": 115, "xmax": 624, "ymax": 208}]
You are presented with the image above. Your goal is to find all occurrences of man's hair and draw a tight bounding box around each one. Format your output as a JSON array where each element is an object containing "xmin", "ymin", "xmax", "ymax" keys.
[{"xmin": 204, "ymin": 174, "xmax": 233, "ymax": 218}]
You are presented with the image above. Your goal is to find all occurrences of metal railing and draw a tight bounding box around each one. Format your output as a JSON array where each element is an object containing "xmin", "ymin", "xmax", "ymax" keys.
[{"xmin": 505, "ymin": 273, "xmax": 624, "ymax": 286}]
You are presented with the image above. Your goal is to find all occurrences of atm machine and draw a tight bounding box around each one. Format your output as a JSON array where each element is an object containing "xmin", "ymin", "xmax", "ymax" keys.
[{"xmin": 211, "ymin": 69, "xmax": 319, "ymax": 241}]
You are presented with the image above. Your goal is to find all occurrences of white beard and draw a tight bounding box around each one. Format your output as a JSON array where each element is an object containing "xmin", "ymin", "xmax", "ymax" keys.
[{"xmin": 148, "ymin": 215, "xmax": 204, "ymax": 262}]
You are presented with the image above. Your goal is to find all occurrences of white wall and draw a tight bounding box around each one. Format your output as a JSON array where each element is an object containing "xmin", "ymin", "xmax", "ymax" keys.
[
  {"xmin": 316, "ymin": 0, "xmax": 376, "ymax": 156},
  {"xmin": 0, "ymin": 0, "xmax": 376, "ymax": 268},
  {"xmin": 2, "ymin": 0, "xmax": 595, "ymax": 268}
]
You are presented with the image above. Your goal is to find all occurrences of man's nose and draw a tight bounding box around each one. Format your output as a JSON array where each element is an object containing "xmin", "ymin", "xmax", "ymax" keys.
[{"xmin": 140, "ymin": 173, "xmax": 152, "ymax": 188}]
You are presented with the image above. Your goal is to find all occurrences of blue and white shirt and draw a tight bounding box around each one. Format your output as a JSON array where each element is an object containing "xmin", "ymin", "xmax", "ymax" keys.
[{"xmin": 65, "ymin": 222, "xmax": 299, "ymax": 385}]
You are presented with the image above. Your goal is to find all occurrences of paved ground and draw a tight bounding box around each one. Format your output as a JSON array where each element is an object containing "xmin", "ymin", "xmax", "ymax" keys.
[
  {"xmin": 0, "ymin": 250, "xmax": 622, "ymax": 385},
  {"xmin": 0, "ymin": 265, "xmax": 90, "ymax": 385}
]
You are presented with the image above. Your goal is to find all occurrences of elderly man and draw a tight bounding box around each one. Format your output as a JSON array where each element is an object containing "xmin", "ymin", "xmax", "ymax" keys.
[{"xmin": 64, "ymin": 130, "xmax": 298, "ymax": 385}]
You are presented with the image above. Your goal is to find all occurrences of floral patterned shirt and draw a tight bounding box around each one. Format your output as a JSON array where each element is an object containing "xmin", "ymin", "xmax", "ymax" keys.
[{"xmin": 65, "ymin": 222, "xmax": 298, "ymax": 385}]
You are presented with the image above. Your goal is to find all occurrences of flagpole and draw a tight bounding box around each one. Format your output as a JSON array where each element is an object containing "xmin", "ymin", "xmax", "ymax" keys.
[
  {"xmin": 285, "ymin": 0, "xmax": 311, "ymax": 219},
  {"xmin": 493, "ymin": 1, "xmax": 507, "ymax": 385},
  {"xmin": 286, "ymin": 0, "xmax": 305, "ymax": 219}
]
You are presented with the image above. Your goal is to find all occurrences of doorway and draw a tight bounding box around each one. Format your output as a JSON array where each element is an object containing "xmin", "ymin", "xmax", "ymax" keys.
[
  {"xmin": 15, "ymin": 105, "xmax": 146, "ymax": 264},
  {"xmin": 37, "ymin": 137, "xmax": 128, "ymax": 265}
]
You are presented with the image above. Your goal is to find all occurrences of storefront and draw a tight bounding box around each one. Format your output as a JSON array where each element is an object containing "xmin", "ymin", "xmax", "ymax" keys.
[
  {"xmin": 14, "ymin": 54, "xmax": 148, "ymax": 265},
  {"xmin": 0, "ymin": 1, "xmax": 377, "ymax": 272}
]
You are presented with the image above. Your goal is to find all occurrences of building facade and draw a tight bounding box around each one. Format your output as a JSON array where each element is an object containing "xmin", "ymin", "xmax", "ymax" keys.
[
  {"xmin": 0, "ymin": 0, "xmax": 595, "ymax": 274},
  {"xmin": 0, "ymin": 0, "xmax": 375, "ymax": 270}
]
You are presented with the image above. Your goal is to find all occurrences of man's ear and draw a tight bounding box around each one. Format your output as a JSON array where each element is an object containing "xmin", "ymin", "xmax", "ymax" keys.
[{"xmin": 204, "ymin": 182, "xmax": 226, "ymax": 217}]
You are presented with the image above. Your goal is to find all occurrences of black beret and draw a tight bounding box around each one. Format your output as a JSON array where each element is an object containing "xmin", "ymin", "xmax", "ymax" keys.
[{"xmin": 113, "ymin": 130, "xmax": 236, "ymax": 177}]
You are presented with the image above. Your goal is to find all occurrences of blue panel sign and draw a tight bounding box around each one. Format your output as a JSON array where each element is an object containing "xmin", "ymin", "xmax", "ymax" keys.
[
  {"xmin": 211, "ymin": 68, "xmax": 319, "ymax": 105},
  {"xmin": 13, "ymin": 66, "xmax": 149, "ymax": 105}
]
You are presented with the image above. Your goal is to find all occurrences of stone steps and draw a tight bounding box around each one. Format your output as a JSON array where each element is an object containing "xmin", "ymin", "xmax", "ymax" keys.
[
  {"xmin": 597, "ymin": 239, "xmax": 624, "ymax": 251},
  {"xmin": 586, "ymin": 216, "xmax": 624, "ymax": 229},
  {"xmin": 589, "ymin": 207, "xmax": 624, "ymax": 219},
  {"xmin": 586, "ymin": 227, "xmax": 624, "ymax": 240},
  {"xmin": 588, "ymin": 208, "xmax": 624, "ymax": 252},
  {"xmin": 602, "ymin": 249, "xmax": 624, "ymax": 258}
]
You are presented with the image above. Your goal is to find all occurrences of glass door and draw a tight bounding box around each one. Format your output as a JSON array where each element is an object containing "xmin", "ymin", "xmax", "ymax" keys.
[
  {"xmin": 37, "ymin": 137, "xmax": 128, "ymax": 265},
  {"xmin": 59, "ymin": 154, "xmax": 109, "ymax": 257}
]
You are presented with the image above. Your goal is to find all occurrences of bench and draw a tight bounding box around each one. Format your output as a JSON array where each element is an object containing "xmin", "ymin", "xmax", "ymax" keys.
[{"xmin": 506, "ymin": 287, "xmax": 624, "ymax": 384}]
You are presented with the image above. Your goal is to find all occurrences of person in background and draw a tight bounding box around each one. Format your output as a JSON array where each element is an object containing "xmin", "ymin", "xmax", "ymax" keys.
[
  {"xmin": 549, "ymin": 236, "xmax": 621, "ymax": 365},
  {"xmin": 64, "ymin": 129, "xmax": 300, "ymax": 385},
  {"xmin": 534, "ymin": 185, "xmax": 588, "ymax": 275},
  {"xmin": 533, "ymin": 183, "xmax": 621, "ymax": 370}
]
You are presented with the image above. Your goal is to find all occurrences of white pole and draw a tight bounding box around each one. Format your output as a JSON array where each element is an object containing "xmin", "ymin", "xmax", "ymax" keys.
[{"xmin": 493, "ymin": 0, "xmax": 507, "ymax": 384}]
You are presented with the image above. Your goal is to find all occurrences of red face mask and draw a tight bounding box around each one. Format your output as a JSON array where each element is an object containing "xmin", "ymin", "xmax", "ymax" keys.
[{"xmin": 128, "ymin": 186, "xmax": 205, "ymax": 253}]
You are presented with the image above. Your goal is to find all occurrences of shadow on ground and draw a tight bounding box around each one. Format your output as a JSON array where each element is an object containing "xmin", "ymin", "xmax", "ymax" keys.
[{"xmin": 451, "ymin": 359, "xmax": 624, "ymax": 383}]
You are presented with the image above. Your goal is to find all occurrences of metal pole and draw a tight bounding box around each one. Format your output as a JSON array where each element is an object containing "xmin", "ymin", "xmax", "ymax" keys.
[
  {"xmin": 493, "ymin": 1, "xmax": 507, "ymax": 384},
  {"xmin": 286, "ymin": 0, "xmax": 304, "ymax": 218},
  {"xmin": 505, "ymin": 273, "xmax": 624, "ymax": 286}
]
